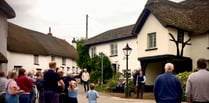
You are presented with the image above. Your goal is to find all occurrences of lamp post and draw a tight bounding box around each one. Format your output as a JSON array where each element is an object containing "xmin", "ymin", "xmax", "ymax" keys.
[
  {"xmin": 99, "ymin": 52, "xmax": 104, "ymax": 88},
  {"xmin": 122, "ymin": 43, "xmax": 132, "ymax": 97}
]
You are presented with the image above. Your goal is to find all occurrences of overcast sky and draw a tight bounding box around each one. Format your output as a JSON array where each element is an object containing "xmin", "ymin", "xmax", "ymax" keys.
[{"xmin": 6, "ymin": 0, "xmax": 182, "ymax": 43}]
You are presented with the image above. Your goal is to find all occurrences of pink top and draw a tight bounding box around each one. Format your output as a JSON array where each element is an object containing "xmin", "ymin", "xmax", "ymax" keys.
[{"xmin": 5, "ymin": 79, "xmax": 20, "ymax": 94}]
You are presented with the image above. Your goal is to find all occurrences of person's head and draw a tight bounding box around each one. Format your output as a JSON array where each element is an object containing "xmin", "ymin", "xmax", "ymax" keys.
[
  {"xmin": 70, "ymin": 80, "xmax": 77, "ymax": 88},
  {"xmin": 36, "ymin": 72, "xmax": 43, "ymax": 79},
  {"xmin": 8, "ymin": 71, "xmax": 17, "ymax": 79},
  {"xmin": 138, "ymin": 69, "xmax": 143, "ymax": 75},
  {"xmin": 84, "ymin": 68, "xmax": 87, "ymax": 72},
  {"xmin": 89, "ymin": 83, "xmax": 96, "ymax": 90},
  {"xmin": 0, "ymin": 71, "xmax": 5, "ymax": 77},
  {"xmin": 57, "ymin": 69, "xmax": 64, "ymax": 77},
  {"xmin": 18, "ymin": 68, "xmax": 26, "ymax": 76},
  {"xmin": 28, "ymin": 70, "xmax": 35, "ymax": 77},
  {"xmin": 197, "ymin": 58, "xmax": 207, "ymax": 69},
  {"xmin": 49, "ymin": 61, "xmax": 57, "ymax": 70},
  {"xmin": 164, "ymin": 63, "xmax": 174, "ymax": 73},
  {"xmin": 66, "ymin": 72, "xmax": 73, "ymax": 78}
]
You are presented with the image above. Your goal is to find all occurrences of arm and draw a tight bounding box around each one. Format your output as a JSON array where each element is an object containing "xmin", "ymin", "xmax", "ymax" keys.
[
  {"xmin": 185, "ymin": 75, "xmax": 192, "ymax": 103},
  {"xmin": 58, "ymin": 80, "xmax": 65, "ymax": 91}
]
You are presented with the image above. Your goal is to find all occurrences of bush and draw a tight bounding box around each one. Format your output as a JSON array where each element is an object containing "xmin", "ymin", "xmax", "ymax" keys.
[{"xmin": 176, "ymin": 71, "xmax": 192, "ymax": 101}]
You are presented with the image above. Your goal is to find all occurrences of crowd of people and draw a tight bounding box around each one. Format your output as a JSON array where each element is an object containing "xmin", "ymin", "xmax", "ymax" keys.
[{"xmin": 0, "ymin": 61, "xmax": 99, "ymax": 103}]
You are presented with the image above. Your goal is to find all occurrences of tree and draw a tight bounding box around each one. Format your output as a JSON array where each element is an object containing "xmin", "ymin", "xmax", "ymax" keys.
[
  {"xmin": 76, "ymin": 39, "xmax": 113, "ymax": 83},
  {"xmin": 76, "ymin": 39, "xmax": 91, "ymax": 69}
]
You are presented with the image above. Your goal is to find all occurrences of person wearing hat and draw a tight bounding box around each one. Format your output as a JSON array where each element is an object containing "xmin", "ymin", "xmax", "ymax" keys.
[{"xmin": 81, "ymin": 68, "xmax": 90, "ymax": 92}]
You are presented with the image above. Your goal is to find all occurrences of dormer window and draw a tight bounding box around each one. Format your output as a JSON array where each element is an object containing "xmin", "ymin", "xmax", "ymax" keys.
[{"xmin": 178, "ymin": 29, "xmax": 184, "ymax": 43}]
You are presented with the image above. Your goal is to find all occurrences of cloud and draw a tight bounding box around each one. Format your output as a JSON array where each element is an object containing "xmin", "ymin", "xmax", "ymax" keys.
[{"xmin": 6, "ymin": 0, "xmax": 147, "ymax": 42}]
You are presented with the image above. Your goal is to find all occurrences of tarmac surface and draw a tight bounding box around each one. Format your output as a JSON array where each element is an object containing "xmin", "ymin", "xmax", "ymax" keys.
[
  {"xmin": 77, "ymin": 83, "xmax": 187, "ymax": 103},
  {"xmin": 77, "ymin": 83, "xmax": 156, "ymax": 103}
]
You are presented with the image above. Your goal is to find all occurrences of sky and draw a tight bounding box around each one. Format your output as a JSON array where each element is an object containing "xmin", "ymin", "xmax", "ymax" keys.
[{"xmin": 6, "ymin": 0, "xmax": 183, "ymax": 43}]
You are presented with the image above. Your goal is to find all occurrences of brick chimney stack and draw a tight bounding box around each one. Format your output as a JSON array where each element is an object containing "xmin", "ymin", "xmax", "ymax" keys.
[{"xmin": 47, "ymin": 27, "xmax": 52, "ymax": 36}]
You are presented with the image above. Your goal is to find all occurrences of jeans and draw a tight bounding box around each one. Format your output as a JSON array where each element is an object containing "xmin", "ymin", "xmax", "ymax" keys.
[
  {"xmin": 83, "ymin": 81, "xmax": 89, "ymax": 92},
  {"xmin": 43, "ymin": 90, "xmax": 59, "ymax": 103},
  {"xmin": 5, "ymin": 93, "xmax": 19, "ymax": 103},
  {"xmin": 19, "ymin": 94, "xmax": 30, "ymax": 103}
]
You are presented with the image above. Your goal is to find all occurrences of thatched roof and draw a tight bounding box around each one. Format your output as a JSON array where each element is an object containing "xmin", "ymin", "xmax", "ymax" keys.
[
  {"xmin": 85, "ymin": 24, "xmax": 135, "ymax": 46},
  {"xmin": 0, "ymin": 53, "xmax": 7, "ymax": 63},
  {"xmin": 133, "ymin": 0, "xmax": 209, "ymax": 35},
  {"xmin": 0, "ymin": 0, "xmax": 15, "ymax": 18},
  {"xmin": 8, "ymin": 23, "xmax": 78, "ymax": 60}
]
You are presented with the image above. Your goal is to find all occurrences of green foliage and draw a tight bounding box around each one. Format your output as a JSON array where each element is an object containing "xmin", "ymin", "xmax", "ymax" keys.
[
  {"xmin": 76, "ymin": 39, "xmax": 113, "ymax": 85},
  {"xmin": 76, "ymin": 39, "xmax": 91, "ymax": 69},
  {"xmin": 89, "ymin": 70, "xmax": 101, "ymax": 83},
  {"xmin": 176, "ymin": 71, "xmax": 193, "ymax": 101},
  {"xmin": 103, "ymin": 73, "xmax": 123, "ymax": 91}
]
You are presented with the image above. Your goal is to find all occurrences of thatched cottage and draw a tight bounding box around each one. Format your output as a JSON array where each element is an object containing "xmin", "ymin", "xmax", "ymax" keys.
[{"xmin": 85, "ymin": 0, "xmax": 209, "ymax": 88}]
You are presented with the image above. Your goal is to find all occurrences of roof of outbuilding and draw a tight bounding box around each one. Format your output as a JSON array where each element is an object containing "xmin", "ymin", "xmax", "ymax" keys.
[
  {"xmin": 133, "ymin": 0, "xmax": 209, "ymax": 34},
  {"xmin": 7, "ymin": 22, "xmax": 78, "ymax": 60},
  {"xmin": 0, "ymin": 0, "xmax": 15, "ymax": 18},
  {"xmin": 84, "ymin": 24, "xmax": 135, "ymax": 46}
]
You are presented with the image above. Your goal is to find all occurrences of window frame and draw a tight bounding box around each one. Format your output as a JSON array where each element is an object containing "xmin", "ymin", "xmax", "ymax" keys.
[
  {"xmin": 110, "ymin": 43, "xmax": 118, "ymax": 56},
  {"xmin": 91, "ymin": 47, "xmax": 96, "ymax": 57},
  {"xmin": 147, "ymin": 32, "xmax": 157, "ymax": 49},
  {"xmin": 34, "ymin": 55, "xmax": 39, "ymax": 65},
  {"xmin": 62, "ymin": 57, "xmax": 66, "ymax": 65},
  {"xmin": 178, "ymin": 29, "xmax": 184, "ymax": 43}
]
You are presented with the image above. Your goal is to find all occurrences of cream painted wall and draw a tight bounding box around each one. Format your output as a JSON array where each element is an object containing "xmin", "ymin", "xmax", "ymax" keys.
[
  {"xmin": 89, "ymin": 38, "xmax": 140, "ymax": 73},
  {"xmin": 190, "ymin": 33, "xmax": 209, "ymax": 69},
  {"xmin": 137, "ymin": 14, "xmax": 170, "ymax": 57},
  {"xmin": 7, "ymin": 51, "xmax": 79, "ymax": 75},
  {"xmin": 0, "ymin": 11, "xmax": 8, "ymax": 72},
  {"xmin": 145, "ymin": 62, "xmax": 163, "ymax": 85}
]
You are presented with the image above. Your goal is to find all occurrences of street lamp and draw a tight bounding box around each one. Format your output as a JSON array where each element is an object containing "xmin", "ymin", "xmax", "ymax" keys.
[
  {"xmin": 122, "ymin": 43, "xmax": 132, "ymax": 97},
  {"xmin": 99, "ymin": 52, "xmax": 104, "ymax": 88}
]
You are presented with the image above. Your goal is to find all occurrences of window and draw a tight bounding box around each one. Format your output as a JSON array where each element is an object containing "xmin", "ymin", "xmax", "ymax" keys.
[
  {"xmin": 110, "ymin": 43, "xmax": 118, "ymax": 56},
  {"xmin": 147, "ymin": 32, "xmax": 156, "ymax": 49},
  {"xmin": 62, "ymin": 57, "xmax": 66, "ymax": 65},
  {"xmin": 34, "ymin": 55, "xmax": 39, "ymax": 65},
  {"xmin": 51, "ymin": 56, "xmax": 55, "ymax": 61},
  {"xmin": 178, "ymin": 29, "xmax": 184, "ymax": 43},
  {"xmin": 91, "ymin": 47, "xmax": 96, "ymax": 57}
]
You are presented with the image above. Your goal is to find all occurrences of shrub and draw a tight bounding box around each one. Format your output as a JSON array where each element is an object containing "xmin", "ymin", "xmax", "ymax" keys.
[{"xmin": 176, "ymin": 71, "xmax": 192, "ymax": 101}]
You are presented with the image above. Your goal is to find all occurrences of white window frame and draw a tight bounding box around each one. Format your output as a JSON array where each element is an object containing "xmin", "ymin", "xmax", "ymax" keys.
[
  {"xmin": 34, "ymin": 55, "xmax": 39, "ymax": 65},
  {"xmin": 91, "ymin": 47, "xmax": 96, "ymax": 57},
  {"xmin": 110, "ymin": 43, "xmax": 118, "ymax": 56},
  {"xmin": 62, "ymin": 57, "xmax": 66, "ymax": 65},
  {"xmin": 147, "ymin": 32, "xmax": 156, "ymax": 49}
]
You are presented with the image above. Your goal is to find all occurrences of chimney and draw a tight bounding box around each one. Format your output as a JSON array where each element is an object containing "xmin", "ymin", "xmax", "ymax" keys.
[
  {"xmin": 72, "ymin": 37, "xmax": 77, "ymax": 49},
  {"xmin": 48, "ymin": 27, "xmax": 52, "ymax": 36}
]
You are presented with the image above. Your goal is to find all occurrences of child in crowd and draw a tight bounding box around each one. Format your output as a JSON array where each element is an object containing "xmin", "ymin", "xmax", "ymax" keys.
[
  {"xmin": 68, "ymin": 80, "xmax": 78, "ymax": 103},
  {"xmin": 86, "ymin": 83, "xmax": 99, "ymax": 103}
]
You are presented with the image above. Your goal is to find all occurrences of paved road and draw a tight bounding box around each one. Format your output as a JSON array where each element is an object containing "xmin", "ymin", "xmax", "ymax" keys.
[{"xmin": 77, "ymin": 84, "xmax": 155, "ymax": 103}]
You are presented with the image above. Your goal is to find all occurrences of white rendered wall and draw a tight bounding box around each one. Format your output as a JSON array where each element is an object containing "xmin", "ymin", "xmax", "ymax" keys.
[
  {"xmin": 7, "ymin": 51, "xmax": 79, "ymax": 74},
  {"xmin": 89, "ymin": 38, "xmax": 140, "ymax": 73}
]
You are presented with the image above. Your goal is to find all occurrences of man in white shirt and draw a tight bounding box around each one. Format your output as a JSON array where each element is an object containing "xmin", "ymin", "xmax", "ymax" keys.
[{"xmin": 81, "ymin": 68, "xmax": 90, "ymax": 92}]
